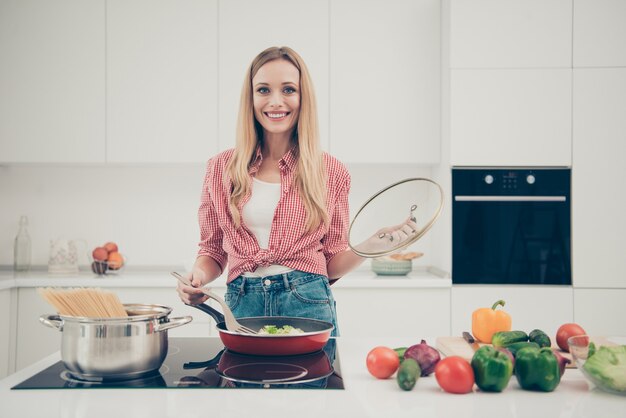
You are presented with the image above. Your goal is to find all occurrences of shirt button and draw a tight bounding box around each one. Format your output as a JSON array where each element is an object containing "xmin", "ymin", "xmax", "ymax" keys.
[{"xmin": 264, "ymin": 279, "xmax": 271, "ymax": 286}]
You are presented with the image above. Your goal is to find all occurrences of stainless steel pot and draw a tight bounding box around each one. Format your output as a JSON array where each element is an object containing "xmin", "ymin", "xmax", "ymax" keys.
[{"xmin": 40, "ymin": 303, "xmax": 192, "ymax": 379}]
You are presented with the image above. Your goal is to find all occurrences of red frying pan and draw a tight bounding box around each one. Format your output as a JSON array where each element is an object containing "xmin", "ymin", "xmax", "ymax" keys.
[{"xmin": 191, "ymin": 302, "xmax": 334, "ymax": 356}]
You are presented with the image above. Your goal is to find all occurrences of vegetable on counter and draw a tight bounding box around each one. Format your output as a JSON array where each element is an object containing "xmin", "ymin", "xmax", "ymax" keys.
[
  {"xmin": 404, "ymin": 340, "xmax": 441, "ymax": 376},
  {"xmin": 394, "ymin": 347, "xmax": 408, "ymax": 362},
  {"xmin": 397, "ymin": 358, "xmax": 420, "ymax": 391},
  {"xmin": 529, "ymin": 329, "xmax": 552, "ymax": 348},
  {"xmin": 471, "ymin": 345, "xmax": 513, "ymax": 392},
  {"xmin": 471, "ymin": 300, "xmax": 512, "ymax": 343},
  {"xmin": 556, "ymin": 323, "xmax": 587, "ymax": 352},
  {"xmin": 491, "ymin": 330, "xmax": 528, "ymax": 348},
  {"xmin": 435, "ymin": 356, "xmax": 475, "ymax": 394},
  {"xmin": 514, "ymin": 346, "xmax": 561, "ymax": 392},
  {"xmin": 505, "ymin": 341, "xmax": 540, "ymax": 357},
  {"xmin": 551, "ymin": 348, "xmax": 571, "ymax": 377},
  {"xmin": 366, "ymin": 346, "xmax": 400, "ymax": 379},
  {"xmin": 583, "ymin": 345, "xmax": 626, "ymax": 393}
]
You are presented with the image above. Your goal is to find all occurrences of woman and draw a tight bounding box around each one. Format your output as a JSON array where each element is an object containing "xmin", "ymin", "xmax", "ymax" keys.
[{"xmin": 177, "ymin": 46, "xmax": 415, "ymax": 335}]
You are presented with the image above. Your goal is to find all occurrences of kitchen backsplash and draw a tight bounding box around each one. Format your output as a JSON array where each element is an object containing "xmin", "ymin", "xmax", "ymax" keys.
[{"xmin": 0, "ymin": 164, "xmax": 435, "ymax": 269}]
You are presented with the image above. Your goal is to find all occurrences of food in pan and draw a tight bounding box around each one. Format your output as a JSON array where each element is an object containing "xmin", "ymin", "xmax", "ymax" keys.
[{"xmin": 258, "ymin": 325, "xmax": 305, "ymax": 335}]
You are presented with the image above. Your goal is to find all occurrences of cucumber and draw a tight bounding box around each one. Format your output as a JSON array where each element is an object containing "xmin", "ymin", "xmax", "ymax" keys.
[
  {"xmin": 505, "ymin": 341, "xmax": 540, "ymax": 357},
  {"xmin": 397, "ymin": 358, "xmax": 420, "ymax": 391},
  {"xmin": 528, "ymin": 329, "xmax": 551, "ymax": 348},
  {"xmin": 491, "ymin": 330, "xmax": 529, "ymax": 347}
]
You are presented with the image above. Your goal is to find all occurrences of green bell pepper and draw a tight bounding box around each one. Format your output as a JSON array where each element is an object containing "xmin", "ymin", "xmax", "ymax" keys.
[
  {"xmin": 471, "ymin": 345, "xmax": 513, "ymax": 392},
  {"xmin": 514, "ymin": 346, "xmax": 561, "ymax": 392}
]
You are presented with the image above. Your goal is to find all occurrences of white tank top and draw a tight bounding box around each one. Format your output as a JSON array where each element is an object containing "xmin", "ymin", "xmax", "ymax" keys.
[{"xmin": 241, "ymin": 177, "xmax": 293, "ymax": 278}]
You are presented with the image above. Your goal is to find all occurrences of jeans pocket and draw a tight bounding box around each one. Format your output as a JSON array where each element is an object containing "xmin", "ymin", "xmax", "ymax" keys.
[
  {"xmin": 291, "ymin": 277, "xmax": 330, "ymax": 305},
  {"xmin": 224, "ymin": 289, "xmax": 241, "ymax": 311}
]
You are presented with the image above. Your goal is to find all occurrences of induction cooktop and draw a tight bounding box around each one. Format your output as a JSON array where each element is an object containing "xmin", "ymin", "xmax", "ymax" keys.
[{"xmin": 12, "ymin": 338, "xmax": 343, "ymax": 390}]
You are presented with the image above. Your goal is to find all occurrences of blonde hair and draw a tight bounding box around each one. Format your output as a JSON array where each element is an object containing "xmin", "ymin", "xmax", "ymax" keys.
[{"xmin": 227, "ymin": 46, "xmax": 328, "ymax": 232}]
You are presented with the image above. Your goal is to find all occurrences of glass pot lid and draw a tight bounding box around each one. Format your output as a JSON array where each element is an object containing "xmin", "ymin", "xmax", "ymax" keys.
[{"xmin": 348, "ymin": 178, "xmax": 444, "ymax": 258}]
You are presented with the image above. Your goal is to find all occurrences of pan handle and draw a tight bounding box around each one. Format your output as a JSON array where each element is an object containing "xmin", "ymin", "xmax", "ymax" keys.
[
  {"xmin": 188, "ymin": 302, "xmax": 225, "ymax": 325},
  {"xmin": 40, "ymin": 315, "xmax": 63, "ymax": 331}
]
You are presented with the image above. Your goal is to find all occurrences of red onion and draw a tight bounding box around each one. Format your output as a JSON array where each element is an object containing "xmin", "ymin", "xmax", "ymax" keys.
[
  {"xmin": 551, "ymin": 348, "xmax": 571, "ymax": 376},
  {"xmin": 403, "ymin": 340, "xmax": 440, "ymax": 376}
]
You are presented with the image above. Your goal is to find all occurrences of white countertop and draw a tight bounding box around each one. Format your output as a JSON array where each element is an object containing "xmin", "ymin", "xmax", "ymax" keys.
[
  {"xmin": 0, "ymin": 265, "xmax": 451, "ymax": 291},
  {"xmin": 0, "ymin": 336, "xmax": 624, "ymax": 418}
]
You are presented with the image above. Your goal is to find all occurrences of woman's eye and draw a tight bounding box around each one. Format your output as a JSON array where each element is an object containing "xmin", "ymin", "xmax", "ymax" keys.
[
  {"xmin": 257, "ymin": 87, "xmax": 269, "ymax": 94},
  {"xmin": 283, "ymin": 86, "xmax": 296, "ymax": 94}
]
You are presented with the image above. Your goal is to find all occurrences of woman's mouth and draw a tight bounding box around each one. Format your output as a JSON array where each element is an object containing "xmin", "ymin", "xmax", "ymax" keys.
[{"xmin": 265, "ymin": 112, "xmax": 289, "ymax": 121}]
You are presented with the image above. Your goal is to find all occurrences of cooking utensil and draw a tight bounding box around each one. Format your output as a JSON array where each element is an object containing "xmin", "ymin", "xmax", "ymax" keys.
[
  {"xmin": 40, "ymin": 304, "xmax": 192, "ymax": 379},
  {"xmin": 349, "ymin": 178, "xmax": 444, "ymax": 257},
  {"xmin": 462, "ymin": 331, "xmax": 481, "ymax": 352},
  {"xmin": 171, "ymin": 271, "xmax": 257, "ymax": 335},
  {"xmin": 189, "ymin": 301, "xmax": 334, "ymax": 356}
]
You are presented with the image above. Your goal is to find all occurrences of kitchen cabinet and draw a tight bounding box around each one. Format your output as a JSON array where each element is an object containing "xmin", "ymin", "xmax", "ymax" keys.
[
  {"xmin": 574, "ymin": 0, "xmax": 626, "ymax": 68},
  {"xmin": 572, "ymin": 68, "xmax": 626, "ymax": 288},
  {"xmin": 450, "ymin": 69, "xmax": 572, "ymax": 166},
  {"xmin": 450, "ymin": 286, "xmax": 574, "ymax": 339},
  {"xmin": 106, "ymin": 0, "xmax": 218, "ymax": 163},
  {"xmin": 332, "ymin": 287, "xmax": 450, "ymax": 337},
  {"xmin": 218, "ymin": 0, "xmax": 329, "ymax": 151},
  {"xmin": 574, "ymin": 289, "xmax": 626, "ymax": 336},
  {"xmin": 15, "ymin": 288, "xmax": 61, "ymax": 371},
  {"xmin": 330, "ymin": 0, "xmax": 440, "ymax": 164},
  {"xmin": 0, "ymin": 0, "xmax": 105, "ymax": 163},
  {"xmin": 450, "ymin": 0, "xmax": 572, "ymax": 69},
  {"xmin": 0, "ymin": 289, "xmax": 13, "ymax": 379}
]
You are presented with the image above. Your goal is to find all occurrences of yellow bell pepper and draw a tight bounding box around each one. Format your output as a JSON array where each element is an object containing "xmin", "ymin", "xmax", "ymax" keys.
[{"xmin": 472, "ymin": 300, "xmax": 512, "ymax": 343}]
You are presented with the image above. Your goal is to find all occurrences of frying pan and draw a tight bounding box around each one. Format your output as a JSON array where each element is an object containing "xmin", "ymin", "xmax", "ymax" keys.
[{"xmin": 191, "ymin": 302, "xmax": 334, "ymax": 356}]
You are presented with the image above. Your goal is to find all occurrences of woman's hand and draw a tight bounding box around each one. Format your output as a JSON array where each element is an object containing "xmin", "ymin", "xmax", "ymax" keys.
[
  {"xmin": 353, "ymin": 218, "xmax": 419, "ymax": 255},
  {"xmin": 176, "ymin": 269, "xmax": 210, "ymax": 305}
]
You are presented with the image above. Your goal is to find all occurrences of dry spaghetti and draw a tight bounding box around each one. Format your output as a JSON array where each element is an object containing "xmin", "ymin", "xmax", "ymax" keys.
[{"xmin": 38, "ymin": 287, "xmax": 127, "ymax": 318}]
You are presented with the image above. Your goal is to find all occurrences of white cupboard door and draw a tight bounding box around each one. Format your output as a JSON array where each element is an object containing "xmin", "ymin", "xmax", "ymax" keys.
[
  {"xmin": 573, "ymin": 68, "xmax": 626, "ymax": 288},
  {"xmin": 451, "ymin": 286, "xmax": 573, "ymax": 339},
  {"xmin": 574, "ymin": 289, "xmax": 626, "ymax": 336},
  {"xmin": 0, "ymin": 289, "xmax": 11, "ymax": 379},
  {"xmin": 330, "ymin": 0, "xmax": 440, "ymax": 164},
  {"xmin": 0, "ymin": 0, "xmax": 105, "ymax": 163},
  {"xmin": 574, "ymin": 0, "xmax": 626, "ymax": 67},
  {"xmin": 450, "ymin": 0, "xmax": 572, "ymax": 69},
  {"xmin": 450, "ymin": 69, "xmax": 572, "ymax": 167},
  {"xmin": 219, "ymin": 0, "xmax": 329, "ymax": 151},
  {"xmin": 332, "ymin": 288, "xmax": 450, "ymax": 338},
  {"xmin": 107, "ymin": 0, "xmax": 218, "ymax": 163}
]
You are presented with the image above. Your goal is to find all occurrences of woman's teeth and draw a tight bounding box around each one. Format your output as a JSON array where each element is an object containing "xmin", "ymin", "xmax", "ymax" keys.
[{"xmin": 267, "ymin": 112, "xmax": 287, "ymax": 119}]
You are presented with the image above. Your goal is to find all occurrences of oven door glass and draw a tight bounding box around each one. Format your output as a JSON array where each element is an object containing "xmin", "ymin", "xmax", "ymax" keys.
[{"xmin": 453, "ymin": 200, "xmax": 571, "ymax": 285}]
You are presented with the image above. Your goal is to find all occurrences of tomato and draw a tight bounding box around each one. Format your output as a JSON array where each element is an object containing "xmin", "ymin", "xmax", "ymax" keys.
[
  {"xmin": 434, "ymin": 356, "xmax": 475, "ymax": 394},
  {"xmin": 556, "ymin": 323, "xmax": 587, "ymax": 352},
  {"xmin": 366, "ymin": 346, "xmax": 400, "ymax": 379}
]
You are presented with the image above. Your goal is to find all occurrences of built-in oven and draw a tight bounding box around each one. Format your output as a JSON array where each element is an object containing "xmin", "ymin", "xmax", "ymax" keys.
[{"xmin": 452, "ymin": 168, "xmax": 571, "ymax": 285}]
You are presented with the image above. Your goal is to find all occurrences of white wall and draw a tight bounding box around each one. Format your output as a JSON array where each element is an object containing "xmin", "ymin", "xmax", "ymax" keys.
[{"xmin": 0, "ymin": 164, "xmax": 434, "ymax": 268}]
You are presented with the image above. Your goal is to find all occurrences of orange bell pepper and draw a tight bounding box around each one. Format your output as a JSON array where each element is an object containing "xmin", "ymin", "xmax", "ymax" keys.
[{"xmin": 472, "ymin": 300, "xmax": 512, "ymax": 343}]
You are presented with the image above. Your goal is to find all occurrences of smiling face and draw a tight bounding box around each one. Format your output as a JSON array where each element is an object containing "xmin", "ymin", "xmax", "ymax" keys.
[{"xmin": 252, "ymin": 59, "xmax": 301, "ymax": 140}]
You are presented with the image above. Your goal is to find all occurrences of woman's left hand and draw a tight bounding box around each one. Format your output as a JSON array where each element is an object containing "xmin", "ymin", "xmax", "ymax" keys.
[{"xmin": 352, "ymin": 217, "xmax": 419, "ymax": 255}]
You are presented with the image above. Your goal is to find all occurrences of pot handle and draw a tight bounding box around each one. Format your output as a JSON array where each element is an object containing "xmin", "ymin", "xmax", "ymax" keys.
[
  {"xmin": 40, "ymin": 315, "xmax": 63, "ymax": 331},
  {"xmin": 189, "ymin": 302, "xmax": 225, "ymax": 325},
  {"xmin": 154, "ymin": 315, "xmax": 193, "ymax": 332}
]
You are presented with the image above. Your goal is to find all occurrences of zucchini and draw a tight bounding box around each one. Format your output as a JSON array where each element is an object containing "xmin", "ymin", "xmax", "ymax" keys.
[
  {"xmin": 491, "ymin": 330, "xmax": 529, "ymax": 347},
  {"xmin": 396, "ymin": 358, "xmax": 420, "ymax": 391},
  {"xmin": 528, "ymin": 329, "xmax": 551, "ymax": 348},
  {"xmin": 505, "ymin": 341, "xmax": 540, "ymax": 357}
]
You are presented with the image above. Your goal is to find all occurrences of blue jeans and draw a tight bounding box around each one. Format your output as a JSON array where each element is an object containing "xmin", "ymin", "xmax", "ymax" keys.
[{"xmin": 224, "ymin": 270, "xmax": 339, "ymax": 337}]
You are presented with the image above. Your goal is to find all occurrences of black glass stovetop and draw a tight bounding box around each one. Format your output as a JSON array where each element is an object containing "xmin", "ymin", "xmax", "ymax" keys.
[{"xmin": 11, "ymin": 338, "xmax": 343, "ymax": 390}]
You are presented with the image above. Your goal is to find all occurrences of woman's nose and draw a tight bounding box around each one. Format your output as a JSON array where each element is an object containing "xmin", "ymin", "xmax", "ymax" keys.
[{"xmin": 268, "ymin": 91, "xmax": 283, "ymax": 107}]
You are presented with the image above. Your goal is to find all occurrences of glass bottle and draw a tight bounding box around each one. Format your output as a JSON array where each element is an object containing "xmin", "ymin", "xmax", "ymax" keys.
[{"xmin": 14, "ymin": 215, "xmax": 31, "ymax": 272}]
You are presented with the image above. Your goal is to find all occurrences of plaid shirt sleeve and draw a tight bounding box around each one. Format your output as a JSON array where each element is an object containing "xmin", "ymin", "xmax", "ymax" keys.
[
  {"xmin": 321, "ymin": 167, "xmax": 351, "ymax": 264},
  {"xmin": 197, "ymin": 158, "xmax": 228, "ymax": 271}
]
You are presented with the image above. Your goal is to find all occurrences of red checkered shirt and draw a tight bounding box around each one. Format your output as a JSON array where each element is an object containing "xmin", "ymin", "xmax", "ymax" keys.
[{"xmin": 197, "ymin": 147, "xmax": 351, "ymax": 283}]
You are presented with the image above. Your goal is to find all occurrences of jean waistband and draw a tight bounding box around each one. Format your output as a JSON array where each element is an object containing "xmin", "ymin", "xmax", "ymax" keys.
[{"xmin": 229, "ymin": 270, "xmax": 327, "ymax": 292}]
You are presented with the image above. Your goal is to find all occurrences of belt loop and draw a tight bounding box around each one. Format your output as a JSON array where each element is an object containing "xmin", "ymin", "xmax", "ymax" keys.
[
  {"xmin": 239, "ymin": 277, "xmax": 247, "ymax": 295},
  {"xmin": 282, "ymin": 272, "xmax": 290, "ymax": 290}
]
